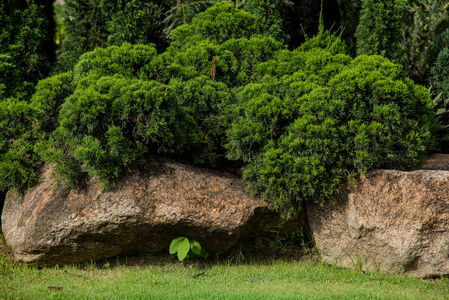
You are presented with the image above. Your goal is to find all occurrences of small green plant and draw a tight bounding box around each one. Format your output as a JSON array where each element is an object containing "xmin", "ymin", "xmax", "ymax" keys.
[
  {"xmin": 432, "ymin": 92, "xmax": 449, "ymax": 130},
  {"xmin": 431, "ymin": 91, "xmax": 449, "ymax": 153},
  {"xmin": 169, "ymin": 237, "xmax": 209, "ymax": 261}
]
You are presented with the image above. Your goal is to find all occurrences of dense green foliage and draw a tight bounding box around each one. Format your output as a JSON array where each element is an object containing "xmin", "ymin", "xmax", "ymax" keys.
[
  {"xmin": 55, "ymin": 0, "xmax": 293, "ymax": 74},
  {"xmin": 0, "ymin": 72, "xmax": 74, "ymax": 193},
  {"xmin": 426, "ymin": 20, "xmax": 449, "ymax": 153},
  {"xmin": 31, "ymin": 72, "xmax": 74, "ymax": 134},
  {"xmin": 430, "ymin": 48, "xmax": 449, "ymax": 101},
  {"xmin": 0, "ymin": 98, "xmax": 41, "ymax": 192},
  {"xmin": 427, "ymin": 22, "xmax": 449, "ymax": 74},
  {"xmin": 355, "ymin": 0, "xmax": 405, "ymax": 61},
  {"xmin": 336, "ymin": 0, "xmax": 362, "ymax": 56},
  {"xmin": 55, "ymin": 0, "xmax": 172, "ymax": 73},
  {"xmin": 170, "ymin": 2, "xmax": 261, "ymax": 46},
  {"xmin": 37, "ymin": 3, "xmax": 286, "ymax": 187},
  {"xmin": 338, "ymin": 0, "xmax": 449, "ymax": 84},
  {"xmin": 0, "ymin": 0, "xmax": 56, "ymax": 100},
  {"xmin": 38, "ymin": 75, "xmax": 200, "ymax": 187},
  {"xmin": 429, "ymin": 47, "xmax": 449, "ymax": 153},
  {"xmin": 401, "ymin": 0, "xmax": 449, "ymax": 83},
  {"xmin": 427, "ymin": 24, "xmax": 449, "ymax": 100},
  {"xmin": 226, "ymin": 33, "xmax": 434, "ymax": 215},
  {"xmin": 242, "ymin": 0, "xmax": 291, "ymax": 44},
  {"xmin": 103, "ymin": 0, "xmax": 171, "ymax": 49},
  {"xmin": 0, "ymin": 3, "xmax": 439, "ymax": 217},
  {"xmin": 164, "ymin": 0, "xmax": 290, "ymax": 42}
]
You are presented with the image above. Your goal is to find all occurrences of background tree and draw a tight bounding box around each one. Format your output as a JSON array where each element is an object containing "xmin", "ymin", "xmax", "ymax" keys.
[
  {"xmin": 280, "ymin": 0, "xmax": 340, "ymax": 49},
  {"xmin": 55, "ymin": 0, "xmax": 173, "ymax": 73},
  {"xmin": 355, "ymin": 0, "xmax": 405, "ymax": 62},
  {"xmin": 336, "ymin": 0, "xmax": 361, "ymax": 56},
  {"xmin": 0, "ymin": 0, "xmax": 56, "ymax": 100},
  {"xmin": 401, "ymin": 0, "xmax": 449, "ymax": 83}
]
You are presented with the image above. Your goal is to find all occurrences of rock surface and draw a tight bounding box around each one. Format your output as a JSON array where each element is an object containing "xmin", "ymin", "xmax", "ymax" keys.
[
  {"xmin": 308, "ymin": 154, "xmax": 449, "ymax": 278},
  {"xmin": 1, "ymin": 155, "xmax": 302, "ymax": 267}
]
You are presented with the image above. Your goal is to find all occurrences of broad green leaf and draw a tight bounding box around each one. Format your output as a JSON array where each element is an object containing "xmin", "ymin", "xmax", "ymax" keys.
[
  {"xmin": 200, "ymin": 248, "xmax": 210, "ymax": 259},
  {"xmin": 177, "ymin": 238, "xmax": 191, "ymax": 261},
  {"xmin": 436, "ymin": 108, "xmax": 446, "ymax": 115},
  {"xmin": 190, "ymin": 240, "xmax": 202, "ymax": 256},
  {"xmin": 169, "ymin": 237, "xmax": 186, "ymax": 254}
]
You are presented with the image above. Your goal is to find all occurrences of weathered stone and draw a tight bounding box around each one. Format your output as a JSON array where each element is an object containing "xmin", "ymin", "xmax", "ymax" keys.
[
  {"xmin": 1, "ymin": 155, "xmax": 303, "ymax": 267},
  {"xmin": 308, "ymin": 154, "xmax": 449, "ymax": 277}
]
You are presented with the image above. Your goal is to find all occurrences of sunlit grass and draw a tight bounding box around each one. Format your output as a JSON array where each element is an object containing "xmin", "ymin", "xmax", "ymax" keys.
[{"xmin": 1, "ymin": 249, "xmax": 448, "ymax": 300}]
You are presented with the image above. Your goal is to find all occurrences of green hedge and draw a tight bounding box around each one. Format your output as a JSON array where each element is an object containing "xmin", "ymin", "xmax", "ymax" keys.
[
  {"xmin": 0, "ymin": 0, "xmax": 56, "ymax": 100},
  {"xmin": 0, "ymin": 3, "xmax": 437, "ymax": 217},
  {"xmin": 227, "ymin": 43, "xmax": 435, "ymax": 216},
  {"xmin": 55, "ymin": 0, "xmax": 172, "ymax": 73},
  {"xmin": 0, "ymin": 98, "xmax": 41, "ymax": 192},
  {"xmin": 355, "ymin": 0, "xmax": 405, "ymax": 61}
]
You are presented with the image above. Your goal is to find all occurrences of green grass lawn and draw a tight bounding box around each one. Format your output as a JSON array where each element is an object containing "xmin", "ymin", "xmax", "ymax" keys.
[{"xmin": 1, "ymin": 248, "xmax": 448, "ymax": 300}]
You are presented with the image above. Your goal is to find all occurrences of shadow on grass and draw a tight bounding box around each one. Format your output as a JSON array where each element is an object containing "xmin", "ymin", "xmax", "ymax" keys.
[
  {"xmin": 86, "ymin": 233, "xmax": 319, "ymax": 271},
  {"xmin": 0, "ymin": 226, "xmax": 319, "ymax": 271}
]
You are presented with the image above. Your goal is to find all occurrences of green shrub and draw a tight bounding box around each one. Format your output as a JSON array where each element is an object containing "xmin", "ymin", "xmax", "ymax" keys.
[
  {"xmin": 227, "ymin": 35, "xmax": 435, "ymax": 216},
  {"xmin": 169, "ymin": 76, "xmax": 233, "ymax": 163},
  {"xmin": 55, "ymin": 0, "xmax": 172, "ymax": 73},
  {"xmin": 355, "ymin": 0, "xmax": 405, "ymax": 61},
  {"xmin": 38, "ymin": 75, "xmax": 201, "ymax": 187},
  {"xmin": 31, "ymin": 72, "xmax": 74, "ymax": 134},
  {"xmin": 296, "ymin": 25, "xmax": 348, "ymax": 56},
  {"xmin": 54, "ymin": 0, "xmax": 108, "ymax": 73},
  {"xmin": 430, "ymin": 47, "xmax": 449, "ymax": 100},
  {"xmin": 427, "ymin": 26, "xmax": 449, "ymax": 78},
  {"xmin": 73, "ymin": 43, "xmax": 158, "ymax": 84},
  {"xmin": 102, "ymin": 0, "xmax": 170, "ymax": 51},
  {"xmin": 336, "ymin": 0, "xmax": 362, "ymax": 57},
  {"xmin": 164, "ymin": 0, "xmax": 290, "ymax": 45},
  {"xmin": 170, "ymin": 2, "xmax": 260, "ymax": 46},
  {"xmin": 243, "ymin": 0, "xmax": 291, "ymax": 44},
  {"xmin": 0, "ymin": 3, "xmax": 437, "ymax": 214},
  {"xmin": 431, "ymin": 93, "xmax": 449, "ymax": 153},
  {"xmin": 160, "ymin": 35, "xmax": 284, "ymax": 87},
  {"xmin": 0, "ymin": 98, "xmax": 41, "ymax": 192},
  {"xmin": 0, "ymin": 0, "xmax": 56, "ymax": 100},
  {"xmin": 429, "ymin": 47, "xmax": 449, "ymax": 153},
  {"xmin": 400, "ymin": 0, "xmax": 449, "ymax": 83}
]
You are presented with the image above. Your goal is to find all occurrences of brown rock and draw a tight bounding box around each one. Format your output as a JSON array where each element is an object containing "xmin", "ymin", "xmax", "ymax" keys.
[
  {"xmin": 1, "ymin": 156, "xmax": 303, "ymax": 267},
  {"xmin": 308, "ymin": 154, "xmax": 449, "ymax": 277}
]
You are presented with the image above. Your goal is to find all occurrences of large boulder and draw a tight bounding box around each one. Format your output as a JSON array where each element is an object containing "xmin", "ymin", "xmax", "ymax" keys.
[
  {"xmin": 1, "ymin": 155, "xmax": 303, "ymax": 267},
  {"xmin": 308, "ymin": 154, "xmax": 449, "ymax": 278}
]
